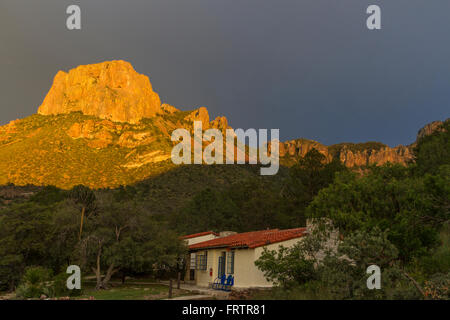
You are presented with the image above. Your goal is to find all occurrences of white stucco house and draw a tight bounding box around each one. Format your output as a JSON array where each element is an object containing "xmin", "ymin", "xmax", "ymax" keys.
[{"xmin": 181, "ymin": 228, "xmax": 308, "ymax": 289}]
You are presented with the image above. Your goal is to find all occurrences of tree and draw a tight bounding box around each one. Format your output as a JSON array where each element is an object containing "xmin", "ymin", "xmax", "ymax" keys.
[
  {"xmin": 255, "ymin": 226, "xmax": 422, "ymax": 299},
  {"xmin": 284, "ymin": 148, "xmax": 328, "ymax": 201},
  {"xmin": 0, "ymin": 200, "xmax": 56, "ymax": 290},
  {"xmin": 82, "ymin": 192, "xmax": 187, "ymax": 290},
  {"xmin": 254, "ymin": 228, "xmax": 326, "ymax": 288},
  {"xmin": 307, "ymin": 164, "xmax": 444, "ymax": 261},
  {"xmin": 413, "ymin": 120, "xmax": 449, "ymax": 175},
  {"xmin": 173, "ymin": 188, "xmax": 238, "ymax": 233},
  {"xmin": 225, "ymin": 178, "xmax": 292, "ymax": 231},
  {"xmin": 83, "ymin": 196, "xmax": 136, "ymax": 290},
  {"xmin": 282, "ymin": 149, "xmax": 347, "ymax": 226},
  {"xmin": 318, "ymin": 228, "xmax": 421, "ymax": 299},
  {"xmin": 69, "ymin": 185, "xmax": 96, "ymax": 241},
  {"xmin": 422, "ymin": 165, "xmax": 450, "ymax": 225},
  {"xmin": 173, "ymin": 177, "xmax": 295, "ymax": 234}
]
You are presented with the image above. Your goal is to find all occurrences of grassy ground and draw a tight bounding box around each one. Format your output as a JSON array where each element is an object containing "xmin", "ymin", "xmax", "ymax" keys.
[
  {"xmin": 0, "ymin": 281, "xmax": 195, "ymax": 300},
  {"xmin": 78, "ymin": 282, "xmax": 192, "ymax": 300}
]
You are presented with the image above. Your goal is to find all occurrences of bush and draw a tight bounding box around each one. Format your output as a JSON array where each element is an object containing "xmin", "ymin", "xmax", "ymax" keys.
[
  {"xmin": 15, "ymin": 267, "xmax": 82, "ymax": 299},
  {"xmin": 51, "ymin": 271, "xmax": 82, "ymax": 297},
  {"xmin": 255, "ymin": 226, "xmax": 425, "ymax": 300},
  {"xmin": 424, "ymin": 272, "xmax": 450, "ymax": 300},
  {"xmin": 416, "ymin": 223, "xmax": 450, "ymax": 276},
  {"xmin": 16, "ymin": 266, "xmax": 53, "ymax": 299}
]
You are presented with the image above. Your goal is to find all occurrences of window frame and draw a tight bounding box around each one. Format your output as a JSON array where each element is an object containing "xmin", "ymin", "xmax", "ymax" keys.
[
  {"xmin": 226, "ymin": 251, "xmax": 235, "ymax": 275},
  {"xmin": 196, "ymin": 251, "xmax": 208, "ymax": 270}
]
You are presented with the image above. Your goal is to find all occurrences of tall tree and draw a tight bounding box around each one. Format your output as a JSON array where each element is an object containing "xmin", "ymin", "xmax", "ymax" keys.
[
  {"xmin": 283, "ymin": 148, "xmax": 347, "ymax": 226},
  {"xmin": 69, "ymin": 185, "xmax": 96, "ymax": 241},
  {"xmin": 413, "ymin": 120, "xmax": 449, "ymax": 175},
  {"xmin": 307, "ymin": 164, "xmax": 445, "ymax": 261}
]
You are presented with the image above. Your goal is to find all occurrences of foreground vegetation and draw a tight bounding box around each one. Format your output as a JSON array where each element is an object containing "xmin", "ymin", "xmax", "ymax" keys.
[
  {"xmin": 254, "ymin": 120, "xmax": 449, "ymax": 300},
  {"xmin": 2, "ymin": 272, "xmax": 191, "ymax": 300}
]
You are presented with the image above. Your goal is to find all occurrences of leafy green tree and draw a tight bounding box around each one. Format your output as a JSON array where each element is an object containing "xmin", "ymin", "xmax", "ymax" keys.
[
  {"xmin": 0, "ymin": 185, "xmax": 82, "ymax": 291},
  {"xmin": 422, "ymin": 165, "xmax": 450, "ymax": 226},
  {"xmin": 254, "ymin": 230, "xmax": 324, "ymax": 287},
  {"xmin": 283, "ymin": 149, "xmax": 347, "ymax": 226},
  {"xmin": 225, "ymin": 178, "xmax": 292, "ymax": 231},
  {"xmin": 82, "ymin": 192, "xmax": 187, "ymax": 289},
  {"xmin": 413, "ymin": 120, "xmax": 450, "ymax": 175},
  {"xmin": 255, "ymin": 226, "xmax": 422, "ymax": 299},
  {"xmin": 29, "ymin": 186, "xmax": 67, "ymax": 205},
  {"xmin": 0, "ymin": 201, "xmax": 55, "ymax": 290},
  {"xmin": 173, "ymin": 177, "xmax": 296, "ymax": 234},
  {"xmin": 49, "ymin": 201, "xmax": 81, "ymax": 270},
  {"xmin": 173, "ymin": 188, "xmax": 238, "ymax": 233},
  {"xmin": 307, "ymin": 164, "xmax": 443, "ymax": 261},
  {"xmin": 318, "ymin": 228, "xmax": 421, "ymax": 300}
]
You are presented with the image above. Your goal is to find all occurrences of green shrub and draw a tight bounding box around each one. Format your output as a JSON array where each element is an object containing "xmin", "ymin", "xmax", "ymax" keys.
[
  {"xmin": 15, "ymin": 267, "xmax": 82, "ymax": 299},
  {"xmin": 416, "ymin": 225, "xmax": 450, "ymax": 276},
  {"xmin": 51, "ymin": 271, "xmax": 82, "ymax": 297},
  {"xmin": 16, "ymin": 266, "xmax": 53, "ymax": 299}
]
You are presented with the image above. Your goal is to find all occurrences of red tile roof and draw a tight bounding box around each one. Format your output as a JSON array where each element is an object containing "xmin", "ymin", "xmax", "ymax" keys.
[
  {"xmin": 189, "ymin": 227, "xmax": 307, "ymax": 250},
  {"xmin": 181, "ymin": 231, "xmax": 219, "ymax": 240}
]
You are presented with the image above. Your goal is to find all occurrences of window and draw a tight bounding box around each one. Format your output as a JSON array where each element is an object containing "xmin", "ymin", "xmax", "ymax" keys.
[
  {"xmin": 226, "ymin": 251, "xmax": 235, "ymax": 274},
  {"xmin": 218, "ymin": 255, "xmax": 225, "ymax": 277},
  {"xmin": 196, "ymin": 252, "xmax": 208, "ymax": 270},
  {"xmin": 190, "ymin": 253, "xmax": 196, "ymax": 270}
]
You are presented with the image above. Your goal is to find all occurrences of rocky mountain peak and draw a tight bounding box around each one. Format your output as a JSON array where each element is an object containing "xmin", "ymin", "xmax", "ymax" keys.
[
  {"xmin": 37, "ymin": 60, "xmax": 162, "ymax": 123},
  {"xmin": 416, "ymin": 118, "xmax": 449, "ymax": 141}
]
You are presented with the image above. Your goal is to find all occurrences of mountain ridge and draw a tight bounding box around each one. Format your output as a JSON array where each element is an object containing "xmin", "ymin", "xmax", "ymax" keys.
[{"xmin": 0, "ymin": 60, "xmax": 447, "ymax": 189}]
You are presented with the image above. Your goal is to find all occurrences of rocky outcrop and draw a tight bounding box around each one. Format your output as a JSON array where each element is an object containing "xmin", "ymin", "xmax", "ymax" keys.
[
  {"xmin": 416, "ymin": 119, "xmax": 448, "ymax": 141},
  {"xmin": 67, "ymin": 120, "xmax": 116, "ymax": 149},
  {"xmin": 38, "ymin": 60, "xmax": 162, "ymax": 123},
  {"xmin": 117, "ymin": 131, "xmax": 156, "ymax": 148},
  {"xmin": 276, "ymin": 139, "xmax": 414, "ymax": 167},
  {"xmin": 278, "ymin": 139, "xmax": 331, "ymax": 161},
  {"xmin": 159, "ymin": 104, "xmax": 179, "ymax": 114},
  {"xmin": 337, "ymin": 145, "xmax": 413, "ymax": 167},
  {"xmin": 121, "ymin": 150, "xmax": 172, "ymax": 168},
  {"xmin": 276, "ymin": 120, "xmax": 448, "ymax": 168},
  {"xmin": 184, "ymin": 106, "xmax": 210, "ymax": 129},
  {"xmin": 183, "ymin": 107, "xmax": 231, "ymax": 132},
  {"xmin": 210, "ymin": 116, "xmax": 230, "ymax": 131}
]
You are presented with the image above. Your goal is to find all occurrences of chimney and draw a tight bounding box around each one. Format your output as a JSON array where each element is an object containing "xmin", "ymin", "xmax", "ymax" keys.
[{"xmin": 218, "ymin": 231, "xmax": 237, "ymax": 238}]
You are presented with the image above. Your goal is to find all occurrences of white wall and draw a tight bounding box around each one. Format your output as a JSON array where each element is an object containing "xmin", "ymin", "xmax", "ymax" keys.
[
  {"xmin": 195, "ymin": 249, "xmax": 220, "ymax": 286},
  {"xmin": 192, "ymin": 237, "xmax": 305, "ymax": 289}
]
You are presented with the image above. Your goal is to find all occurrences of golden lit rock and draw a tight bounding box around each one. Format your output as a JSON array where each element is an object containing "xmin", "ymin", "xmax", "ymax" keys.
[{"xmin": 38, "ymin": 60, "xmax": 162, "ymax": 123}]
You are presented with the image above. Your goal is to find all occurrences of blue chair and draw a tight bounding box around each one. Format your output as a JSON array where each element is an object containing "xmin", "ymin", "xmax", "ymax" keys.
[
  {"xmin": 221, "ymin": 275, "xmax": 234, "ymax": 291},
  {"xmin": 212, "ymin": 274, "xmax": 226, "ymax": 290}
]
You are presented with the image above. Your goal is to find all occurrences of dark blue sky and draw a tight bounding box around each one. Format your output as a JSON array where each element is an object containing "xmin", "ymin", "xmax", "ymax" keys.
[{"xmin": 1, "ymin": 0, "xmax": 449, "ymax": 146}]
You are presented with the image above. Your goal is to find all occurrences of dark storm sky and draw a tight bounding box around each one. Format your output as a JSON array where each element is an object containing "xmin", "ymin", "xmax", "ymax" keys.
[{"xmin": 1, "ymin": 0, "xmax": 449, "ymax": 146}]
